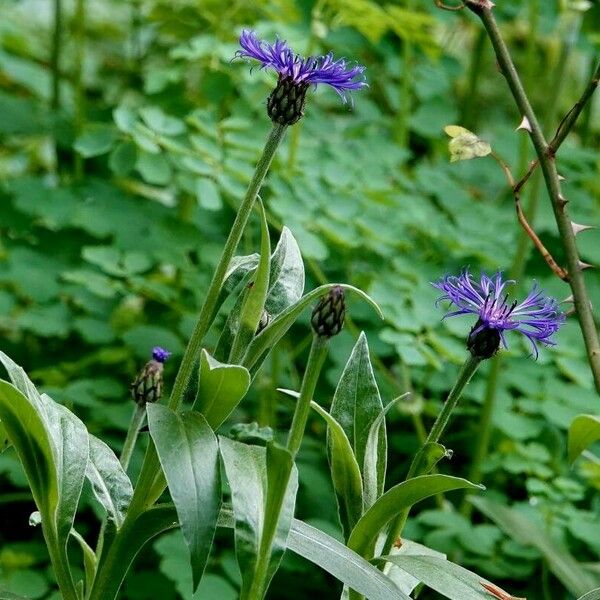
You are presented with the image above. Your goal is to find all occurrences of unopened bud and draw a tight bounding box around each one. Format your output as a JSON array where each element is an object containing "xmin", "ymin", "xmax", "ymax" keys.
[
  {"xmin": 267, "ymin": 75, "xmax": 309, "ymax": 126},
  {"xmin": 311, "ymin": 286, "xmax": 345, "ymax": 338},
  {"xmin": 130, "ymin": 346, "xmax": 171, "ymax": 406}
]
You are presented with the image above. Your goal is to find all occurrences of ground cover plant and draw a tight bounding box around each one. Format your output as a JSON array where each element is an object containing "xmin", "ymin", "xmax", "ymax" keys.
[{"xmin": 0, "ymin": 0, "xmax": 599, "ymax": 599}]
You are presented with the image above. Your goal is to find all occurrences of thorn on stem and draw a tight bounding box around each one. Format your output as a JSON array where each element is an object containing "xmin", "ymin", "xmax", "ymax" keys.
[
  {"xmin": 516, "ymin": 116, "xmax": 532, "ymax": 132},
  {"xmin": 578, "ymin": 260, "xmax": 594, "ymax": 271},
  {"xmin": 558, "ymin": 194, "xmax": 568, "ymax": 210},
  {"xmin": 571, "ymin": 222, "xmax": 595, "ymax": 236}
]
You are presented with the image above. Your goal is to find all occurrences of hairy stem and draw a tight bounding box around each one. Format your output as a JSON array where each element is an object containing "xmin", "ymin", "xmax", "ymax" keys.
[
  {"xmin": 287, "ymin": 336, "xmax": 329, "ymax": 458},
  {"xmin": 381, "ymin": 355, "xmax": 481, "ymax": 557},
  {"xmin": 120, "ymin": 404, "xmax": 146, "ymax": 470},
  {"xmin": 167, "ymin": 123, "xmax": 287, "ymax": 414},
  {"xmin": 469, "ymin": 2, "xmax": 600, "ymax": 394}
]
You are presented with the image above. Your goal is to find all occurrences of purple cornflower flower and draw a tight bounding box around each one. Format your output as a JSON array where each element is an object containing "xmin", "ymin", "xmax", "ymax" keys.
[
  {"xmin": 235, "ymin": 30, "xmax": 367, "ymax": 124},
  {"xmin": 432, "ymin": 270, "xmax": 565, "ymax": 359},
  {"xmin": 152, "ymin": 346, "xmax": 171, "ymax": 363}
]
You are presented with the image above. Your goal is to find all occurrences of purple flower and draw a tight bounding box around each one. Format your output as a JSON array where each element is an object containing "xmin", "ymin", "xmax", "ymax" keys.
[
  {"xmin": 152, "ymin": 346, "xmax": 171, "ymax": 363},
  {"xmin": 432, "ymin": 270, "xmax": 565, "ymax": 359},
  {"xmin": 235, "ymin": 30, "xmax": 367, "ymax": 102}
]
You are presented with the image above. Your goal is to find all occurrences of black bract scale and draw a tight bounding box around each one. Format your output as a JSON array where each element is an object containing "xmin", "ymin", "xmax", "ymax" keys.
[{"xmin": 311, "ymin": 286, "xmax": 346, "ymax": 338}]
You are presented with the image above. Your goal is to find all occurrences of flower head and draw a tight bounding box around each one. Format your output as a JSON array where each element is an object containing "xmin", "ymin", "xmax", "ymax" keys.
[
  {"xmin": 235, "ymin": 30, "xmax": 366, "ymax": 124},
  {"xmin": 152, "ymin": 346, "xmax": 171, "ymax": 363},
  {"xmin": 236, "ymin": 30, "xmax": 367, "ymax": 100},
  {"xmin": 432, "ymin": 270, "xmax": 565, "ymax": 359},
  {"xmin": 131, "ymin": 347, "xmax": 170, "ymax": 405}
]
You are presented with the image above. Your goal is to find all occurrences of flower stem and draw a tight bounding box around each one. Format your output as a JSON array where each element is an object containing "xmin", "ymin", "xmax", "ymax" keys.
[
  {"xmin": 124, "ymin": 123, "xmax": 286, "ymax": 524},
  {"xmin": 168, "ymin": 123, "xmax": 287, "ymax": 413},
  {"xmin": 381, "ymin": 355, "xmax": 482, "ymax": 557},
  {"xmin": 287, "ymin": 336, "xmax": 329, "ymax": 458},
  {"xmin": 469, "ymin": 2, "xmax": 600, "ymax": 395},
  {"xmin": 120, "ymin": 404, "xmax": 146, "ymax": 470}
]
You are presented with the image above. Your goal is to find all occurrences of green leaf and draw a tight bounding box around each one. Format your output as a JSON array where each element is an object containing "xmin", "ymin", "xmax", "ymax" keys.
[
  {"xmin": 363, "ymin": 395, "xmax": 410, "ymax": 509},
  {"xmin": 229, "ymin": 199, "xmax": 271, "ymax": 364},
  {"xmin": 568, "ymin": 414, "xmax": 600, "ymax": 464},
  {"xmin": 381, "ymin": 553, "xmax": 508, "ymax": 600},
  {"xmin": 109, "ymin": 141, "xmax": 137, "ymax": 176},
  {"xmin": 411, "ymin": 442, "xmax": 449, "ymax": 476},
  {"xmin": 305, "ymin": 394, "xmax": 363, "ymax": 538},
  {"xmin": 242, "ymin": 284, "xmax": 383, "ymax": 375},
  {"xmin": 193, "ymin": 349, "xmax": 251, "ymax": 430},
  {"xmin": 444, "ymin": 125, "xmax": 492, "ymax": 162},
  {"xmin": 285, "ymin": 517, "xmax": 411, "ymax": 600},
  {"xmin": 196, "ymin": 178, "xmax": 222, "ymax": 211},
  {"xmin": 331, "ymin": 332, "xmax": 386, "ymax": 523},
  {"xmin": 578, "ymin": 588, "xmax": 600, "ymax": 600},
  {"xmin": 147, "ymin": 404, "xmax": 221, "ymax": 591},
  {"xmin": 74, "ymin": 125, "xmax": 118, "ymax": 158},
  {"xmin": 0, "ymin": 419, "xmax": 10, "ymax": 453},
  {"xmin": 470, "ymin": 496, "xmax": 597, "ymax": 595},
  {"xmin": 219, "ymin": 438, "xmax": 298, "ymax": 599},
  {"xmin": 265, "ymin": 226, "xmax": 305, "ymax": 317},
  {"xmin": 90, "ymin": 504, "xmax": 180, "ymax": 600},
  {"xmin": 86, "ymin": 435, "xmax": 133, "ymax": 528},
  {"xmin": 348, "ymin": 475, "xmax": 483, "ymax": 558}
]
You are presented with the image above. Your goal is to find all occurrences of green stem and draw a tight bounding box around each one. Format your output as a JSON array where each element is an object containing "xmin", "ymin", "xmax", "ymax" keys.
[
  {"xmin": 73, "ymin": 0, "xmax": 86, "ymax": 179},
  {"xmin": 167, "ymin": 123, "xmax": 286, "ymax": 414},
  {"xmin": 469, "ymin": 2, "xmax": 600, "ymax": 395},
  {"xmin": 461, "ymin": 4, "xmax": 572, "ymax": 516},
  {"xmin": 124, "ymin": 124, "xmax": 287, "ymax": 523},
  {"xmin": 44, "ymin": 524, "xmax": 79, "ymax": 600},
  {"xmin": 287, "ymin": 336, "xmax": 329, "ymax": 458},
  {"xmin": 120, "ymin": 404, "xmax": 146, "ymax": 470},
  {"xmin": 51, "ymin": 0, "xmax": 62, "ymax": 110},
  {"xmin": 243, "ymin": 336, "xmax": 328, "ymax": 600},
  {"xmin": 381, "ymin": 355, "xmax": 482, "ymax": 557}
]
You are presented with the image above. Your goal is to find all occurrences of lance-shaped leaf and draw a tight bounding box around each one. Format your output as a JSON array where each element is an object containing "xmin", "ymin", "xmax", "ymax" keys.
[
  {"xmin": 219, "ymin": 437, "xmax": 298, "ymax": 600},
  {"xmin": 382, "ymin": 553, "xmax": 515, "ymax": 600},
  {"xmin": 331, "ymin": 333, "xmax": 386, "ymax": 517},
  {"xmin": 470, "ymin": 496, "xmax": 597, "ymax": 596},
  {"xmin": 243, "ymin": 285, "xmax": 383, "ymax": 376},
  {"xmin": 310, "ymin": 396, "xmax": 364, "ymax": 535},
  {"xmin": 348, "ymin": 475, "xmax": 483, "ymax": 559},
  {"xmin": 86, "ymin": 435, "xmax": 133, "ymax": 528},
  {"xmin": 411, "ymin": 442, "xmax": 449, "ymax": 476},
  {"xmin": 147, "ymin": 404, "xmax": 221, "ymax": 591},
  {"xmin": 0, "ymin": 420, "xmax": 10, "ymax": 453},
  {"xmin": 265, "ymin": 226, "xmax": 305, "ymax": 316},
  {"xmin": 568, "ymin": 414, "xmax": 600, "ymax": 465},
  {"xmin": 0, "ymin": 353, "xmax": 90, "ymax": 598},
  {"xmin": 229, "ymin": 200, "xmax": 271, "ymax": 364},
  {"xmin": 193, "ymin": 349, "xmax": 251, "ymax": 430},
  {"xmin": 363, "ymin": 395, "xmax": 409, "ymax": 510},
  {"xmin": 578, "ymin": 589, "xmax": 600, "ymax": 600},
  {"xmin": 278, "ymin": 388, "xmax": 363, "ymax": 533}
]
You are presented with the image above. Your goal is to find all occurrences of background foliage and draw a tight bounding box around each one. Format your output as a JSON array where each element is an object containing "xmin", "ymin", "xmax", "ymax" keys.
[{"xmin": 0, "ymin": 0, "xmax": 599, "ymax": 598}]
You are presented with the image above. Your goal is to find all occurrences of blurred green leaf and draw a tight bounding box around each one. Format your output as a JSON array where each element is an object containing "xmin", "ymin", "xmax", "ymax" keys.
[
  {"xmin": 74, "ymin": 125, "xmax": 118, "ymax": 158},
  {"xmin": 568, "ymin": 414, "xmax": 600, "ymax": 464}
]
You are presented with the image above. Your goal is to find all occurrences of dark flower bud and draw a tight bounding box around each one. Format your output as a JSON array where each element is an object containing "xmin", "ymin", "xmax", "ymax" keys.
[
  {"xmin": 267, "ymin": 75, "xmax": 309, "ymax": 126},
  {"xmin": 311, "ymin": 286, "xmax": 345, "ymax": 338},
  {"xmin": 467, "ymin": 320, "xmax": 500, "ymax": 359},
  {"xmin": 130, "ymin": 346, "xmax": 171, "ymax": 406}
]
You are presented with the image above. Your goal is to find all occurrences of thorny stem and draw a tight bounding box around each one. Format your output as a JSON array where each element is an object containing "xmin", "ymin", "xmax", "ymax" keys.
[
  {"xmin": 468, "ymin": 2, "xmax": 600, "ymax": 394},
  {"xmin": 381, "ymin": 355, "xmax": 482, "ymax": 558},
  {"xmin": 463, "ymin": 9, "xmax": 576, "ymax": 514}
]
